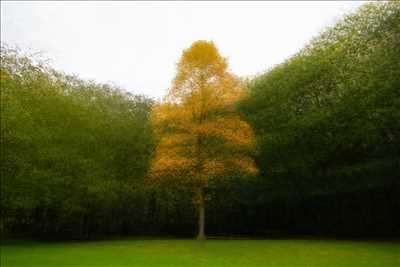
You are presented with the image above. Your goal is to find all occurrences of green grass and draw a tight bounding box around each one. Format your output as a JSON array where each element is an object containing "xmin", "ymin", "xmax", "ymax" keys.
[{"xmin": 1, "ymin": 239, "xmax": 399, "ymax": 267}]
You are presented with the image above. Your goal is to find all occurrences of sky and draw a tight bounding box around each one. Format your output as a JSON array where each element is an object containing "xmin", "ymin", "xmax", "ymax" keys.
[{"xmin": 1, "ymin": 1, "xmax": 366, "ymax": 99}]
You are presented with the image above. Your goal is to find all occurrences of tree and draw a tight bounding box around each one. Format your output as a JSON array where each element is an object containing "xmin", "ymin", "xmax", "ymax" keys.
[
  {"xmin": 239, "ymin": 1, "xmax": 400, "ymax": 236},
  {"xmin": 148, "ymin": 41, "xmax": 257, "ymax": 240},
  {"xmin": 0, "ymin": 45, "xmax": 155, "ymax": 238}
]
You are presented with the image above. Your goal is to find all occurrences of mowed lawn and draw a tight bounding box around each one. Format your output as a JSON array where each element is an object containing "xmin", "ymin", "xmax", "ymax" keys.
[{"xmin": 1, "ymin": 239, "xmax": 399, "ymax": 267}]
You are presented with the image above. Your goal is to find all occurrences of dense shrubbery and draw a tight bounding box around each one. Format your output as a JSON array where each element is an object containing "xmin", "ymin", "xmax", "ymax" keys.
[{"xmin": 1, "ymin": 2, "xmax": 399, "ymax": 239}]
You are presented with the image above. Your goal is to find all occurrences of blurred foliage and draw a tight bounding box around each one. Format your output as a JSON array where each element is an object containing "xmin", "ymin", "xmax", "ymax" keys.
[
  {"xmin": 1, "ymin": 2, "xmax": 399, "ymax": 239},
  {"xmin": 0, "ymin": 45, "xmax": 156, "ymax": 237},
  {"xmin": 235, "ymin": 2, "xmax": 400, "ymax": 236},
  {"xmin": 240, "ymin": 1, "xmax": 400, "ymax": 197},
  {"xmin": 149, "ymin": 41, "xmax": 257, "ymax": 238}
]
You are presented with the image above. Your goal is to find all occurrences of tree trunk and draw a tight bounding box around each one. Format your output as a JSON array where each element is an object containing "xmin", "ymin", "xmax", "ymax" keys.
[{"xmin": 197, "ymin": 188, "xmax": 206, "ymax": 240}]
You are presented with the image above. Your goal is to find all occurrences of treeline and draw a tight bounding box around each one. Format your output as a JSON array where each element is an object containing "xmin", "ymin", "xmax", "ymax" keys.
[
  {"xmin": 1, "ymin": 2, "xmax": 399, "ymax": 239},
  {"xmin": 0, "ymin": 47, "xmax": 157, "ymax": 238},
  {"xmin": 239, "ymin": 2, "xmax": 400, "ymax": 237}
]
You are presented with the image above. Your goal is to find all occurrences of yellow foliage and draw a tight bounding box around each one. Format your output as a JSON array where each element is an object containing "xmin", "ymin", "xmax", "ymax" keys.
[
  {"xmin": 148, "ymin": 41, "xmax": 258, "ymax": 187},
  {"xmin": 0, "ymin": 70, "xmax": 8, "ymax": 82}
]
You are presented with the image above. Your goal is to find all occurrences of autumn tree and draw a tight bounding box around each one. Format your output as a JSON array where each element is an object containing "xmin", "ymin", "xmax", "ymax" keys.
[{"xmin": 149, "ymin": 41, "xmax": 257, "ymax": 240}]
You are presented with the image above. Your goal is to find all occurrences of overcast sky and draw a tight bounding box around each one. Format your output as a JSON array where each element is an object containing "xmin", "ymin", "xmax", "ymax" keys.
[{"xmin": 1, "ymin": 1, "xmax": 365, "ymax": 99}]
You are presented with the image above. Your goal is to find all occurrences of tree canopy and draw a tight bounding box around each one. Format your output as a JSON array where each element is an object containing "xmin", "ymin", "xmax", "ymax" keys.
[
  {"xmin": 149, "ymin": 41, "xmax": 257, "ymax": 239},
  {"xmin": 1, "ymin": 46, "xmax": 155, "ymax": 237}
]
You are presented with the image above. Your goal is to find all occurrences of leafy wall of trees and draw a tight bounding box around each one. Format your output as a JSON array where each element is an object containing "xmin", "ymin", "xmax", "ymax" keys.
[
  {"xmin": 239, "ymin": 2, "xmax": 400, "ymax": 236},
  {"xmin": 1, "ymin": 2, "xmax": 399, "ymax": 239},
  {"xmin": 0, "ymin": 47, "xmax": 156, "ymax": 238}
]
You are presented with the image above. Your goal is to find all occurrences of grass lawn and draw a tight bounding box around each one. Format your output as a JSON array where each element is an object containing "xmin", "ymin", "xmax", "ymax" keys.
[{"xmin": 1, "ymin": 239, "xmax": 399, "ymax": 267}]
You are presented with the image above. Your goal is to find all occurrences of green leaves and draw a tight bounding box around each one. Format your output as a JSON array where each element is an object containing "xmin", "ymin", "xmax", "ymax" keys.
[
  {"xmin": 241, "ymin": 1, "xmax": 400, "ymax": 195},
  {"xmin": 0, "ymin": 45, "xmax": 155, "ymax": 236}
]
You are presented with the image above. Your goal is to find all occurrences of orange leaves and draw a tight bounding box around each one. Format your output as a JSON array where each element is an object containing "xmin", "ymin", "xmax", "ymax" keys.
[
  {"xmin": 200, "ymin": 157, "xmax": 258, "ymax": 180},
  {"xmin": 159, "ymin": 134, "xmax": 193, "ymax": 149},
  {"xmin": 170, "ymin": 41, "xmax": 228, "ymax": 103},
  {"xmin": 151, "ymin": 103, "xmax": 192, "ymax": 135},
  {"xmin": 147, "ymin": 147, "xmax": 196, "ymax": 185},
  {"xmin": 193, "ymin": 115, "xmax": 255, "ymax": 149},
  {"xmin": 181, "ymin": 41, "xmax": 226, "ymax": 69},
  {"xmin": 229, "ymin": 158, "xmax": 259, "ymax": 176},
  {"xmin": 203, "ymin": 159, "xmax": 225, "ymax": 176},
  {"xmin": 149, "ymin": 152, "xmax": 194, "ymax": 175},
  {"xmin": 0, "ymin": 70, "xmax": 10, "ymax": 82},
  {"xmin": 147, "ymin": 40, "xmax": 258, "ymax": 187}
]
